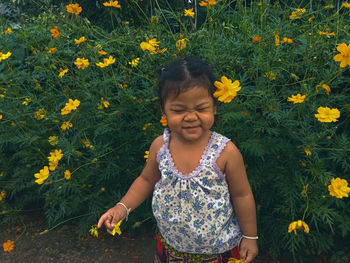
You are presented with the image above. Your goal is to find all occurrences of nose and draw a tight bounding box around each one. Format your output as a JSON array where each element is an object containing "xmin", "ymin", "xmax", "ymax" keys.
[{"xmin": 183, "ymin": 110, "xmax": 198, "ymax": 121}]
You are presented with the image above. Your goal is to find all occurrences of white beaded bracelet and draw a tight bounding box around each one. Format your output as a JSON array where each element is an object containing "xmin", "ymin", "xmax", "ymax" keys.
[
  {"xmin": 117, "ymin": 202, "xmax": 131, "ymax": 221},
  {"xmin": 242, "ymin": 235, "xmax": 259, "ymax": 240}
]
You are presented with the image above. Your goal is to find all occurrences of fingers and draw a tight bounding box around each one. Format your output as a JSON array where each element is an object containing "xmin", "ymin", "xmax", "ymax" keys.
[{"xmin": 240, "ymin": 247, "xmax": 248, "ymax": 262}]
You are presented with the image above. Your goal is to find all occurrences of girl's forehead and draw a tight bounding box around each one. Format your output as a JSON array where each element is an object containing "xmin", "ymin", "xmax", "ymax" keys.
[{"xmin": 166, "ymin": 86, "xmax": 213, "ymax": 105}]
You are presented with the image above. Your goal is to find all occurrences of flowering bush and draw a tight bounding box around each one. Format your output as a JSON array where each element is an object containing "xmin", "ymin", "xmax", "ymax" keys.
[{"xmin": 0, "ymin": 0, "xmax": 349, "ymax": 261}]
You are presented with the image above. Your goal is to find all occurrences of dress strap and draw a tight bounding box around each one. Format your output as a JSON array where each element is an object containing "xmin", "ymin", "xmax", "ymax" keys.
[{"xmin": 210, "ymin": 133, "xmax": 230, "ymax": 178}]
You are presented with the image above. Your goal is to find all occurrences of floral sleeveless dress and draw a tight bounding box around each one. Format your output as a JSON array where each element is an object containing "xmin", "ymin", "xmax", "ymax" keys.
[{"xmin": 152, "ymin": 128, "xmax": 242, "ymax": 255}]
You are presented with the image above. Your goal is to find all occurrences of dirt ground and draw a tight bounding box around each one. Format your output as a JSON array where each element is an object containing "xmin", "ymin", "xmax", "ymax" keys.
[{"xmin": 0, "ymin": 212, "xmax": 156, "ymax": 263}]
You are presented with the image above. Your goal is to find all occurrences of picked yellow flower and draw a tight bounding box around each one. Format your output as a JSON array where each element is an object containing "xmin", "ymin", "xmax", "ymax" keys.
[
  {"xmin": 287, "ymin": 94, "xmax": 306, "ymax": 104},
  {"xmin": 184, "ymin": 8, "xmax": 195, "ymax": 18},
  {"xmin": 58, "ymin": 68, "xmax": 68, "ymax": 78},
  {"xmin": 227, "ymin": 258, "xmax": 244, "ymax": 263},
  {"xmin": 66, "ymin": 3, "xmax": 82, "ymax": 15},
  {"xmin": 74, "ymin": 36, "xmax": 87, "ymax": 44},
  {"xmin": 288, "ymin": 220, "xmax": 309, "ymax": 235},
  {"xmin": 103, "ymin": 0, "xmax": 121, "ymax": 8},
  {"xmin": 34, "ymin": 166, "xmax": 50, "ymax": 185},
  {"xmin": 74, "ymin": 58, "xmax": 89, "ymax": 69},
  {"xmin": 314, "ymin": 107, "xmax": 340, "ymax": 123},
  {"xmin": 328, "ymin": 177, "xmax": 350, "ymax": 199},
  {"xmin": 214, "ymin": 76, "xmax": 241, "ymax": 103},
  {"xmin": 0, "ymin": 51, "xmax": 12, "ymax": 62},
  {"xmin": 89, "ymin": 225, "xmax": 99, "ymax": 238},
  {"xmin": 333, "ymin": 43, "xmax": 350, "ymax": 68},
  {"xmin": 64, "ymin": 170, "xmax": 71, "ymax": 180},
  {"xmin": 111, "ymin": 220, "xmax": 123, "ymax": 236}
]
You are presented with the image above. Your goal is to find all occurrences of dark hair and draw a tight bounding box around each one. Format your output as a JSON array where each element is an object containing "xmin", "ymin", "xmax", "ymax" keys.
[{"xmin": 158, "ymin": 56, "xmax": 217, "ymax": 110}]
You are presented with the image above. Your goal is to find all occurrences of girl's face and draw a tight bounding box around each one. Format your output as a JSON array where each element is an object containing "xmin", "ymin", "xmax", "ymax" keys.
[{"xmin": 162, "ymin": 86, "xmax": 216, "ymax": 143}]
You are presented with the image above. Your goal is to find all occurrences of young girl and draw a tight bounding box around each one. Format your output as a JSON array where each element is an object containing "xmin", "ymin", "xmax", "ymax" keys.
[{"xmin": 97, "ymin": 56, "xmax": 258, "ymax": 263}]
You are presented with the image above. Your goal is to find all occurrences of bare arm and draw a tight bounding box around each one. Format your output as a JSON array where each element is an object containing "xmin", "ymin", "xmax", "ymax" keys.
[
  {"xmin": 97, "ymin": 136, "xmax": 162, "ymax": 231},
  {"xmin": 224, "ymin": 142, "xmax": 258, "ymax": 262}
]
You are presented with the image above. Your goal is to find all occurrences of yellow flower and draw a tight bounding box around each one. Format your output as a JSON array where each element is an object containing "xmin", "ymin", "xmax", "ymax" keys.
[
  {"xmin": 61, "ymin": 99, "xmax": 80, "ymax": 115},
  {"xmin": 288, "ymin": 220, "xmax": 309, "ymax": 234},
  {"xmin": 328, "ymin": 177, "xmax": 350, "ymax": 199},
  {"xmin": 142, "ymin": 123, "xmax": 152, "ymax": 130},
  {"xmin": 140, "ymin": 37, "xmax": 166, "ymax": 54},
  {"xmin": 176, "ymin": 38, "xmax": 189, "ymax": 52},
  {"xmin": 199, "ymin": 0, "xmax": 217, "ymax": 7},
  {"xmin": 144, "ymin": 151, "xmax": 149, "ymax": 162},
  {"xmin": 64, "ymin": 170, "xmax": 71, "ymax": 180},
  {"xmin": 81, "ymin": 139, "xmax": 93, "ymax": 149},
  {"xmin": 0, "ymin": 114, "xmax": 2, "ymax": 120},
  {"xmin": 66, "ymin": 3, "xmax": 82, "ymax": 15},
  {"xmin": 98, "ymin": 50, "xmax": 107, "ymax": 56},
  {"xmin": 0, "ymin": 51, "xmax": 12, "ymax": 62},
  {"xmin": 160, "ymin": 116, "xmax": 167, "ymax": 126},
  {"xmin": 304, "ymin": 148, "xmax": 311, "ymax": 156},
  {"xmin": 281, "ymin": 37, "xmax": 293, "ymax": 44},
  {"xmin": 140, "ymin": 38, "xmax": 158, "ymax": 53},
  {"xmin": 316, "ymin": 84, "xmax": 331, "ymax": 95},
  {"xmin": 89, "ymin": 225, "xmax": 99, "ymax": 238},
  {"xmin": 265, "ymin": 71, "xmax": 279, "ymax": 80},
  {"xmin": 0, "ymin": 190, "xmax": 6, "ymax": 201},
  {"xmin": 47, "ymin": 47, "xmax": 57, "ymax": 53},
  {"xmin": 48, "ymin": 149, "xmax": 63, "ymax": 171},
  {"xmin": 96, "ymin": 56, "xmax": 116, "ymax": 68},
  {"xmin": 50, "ymin": 26, "xmax": 60, "ymax": 38},
  {"xmin": 333, "ymin": 42, "xmax": 350, "ymax": 68},
  {"xmin": 61, "ymin": 121, "xmax": 73, "ymax": 131},
  {"xmin": 111, "ymin": 220, "xmax": 123, "ymax": 236},
  {"xmin": 103, "ymin": 0, "xmax": 121, "ymax": 8},
  {"xmin": 34, "ymin": 166, "xmax": 50, "ymax": 185},
  {"xmin": 101, "ymin": 97, "xmax": 110, "ymax": 108},
  {"xmin": 273, "ymin": 29, "xmax": 280, "ymax": 46},
  {"xmin": 74, "ymin": 58, "xmax": 89, "ymax": 69},
  {"xmin": 318, "ymin": 28, "xmax": 335, "ymax": 36},
  {"xmin": 58, "ymin": 68, "xmax": 68, "ymax": 78},
  {"xmin": 289, "ymin": 8, "xmax": 306, "ymax": 20},
  {"xmin": 3, "ymin": 240, "xmax": 14, "ymax": 252},
  {"xmin": 48, "ymin": 136, "xmax": 59, "ymax": 146},
  {"xmin": 184, "ymin": 8, "xmax": 195, "ymax": 18},
  {"xmin": 342, "ymin": 2, "xmax": 350, "ymax": 8},
  {"xmin": 287, "ymin": 94, "xmax": 306, "ymax": 104},
  {"xmin": 74, "ymin": 36, "xmax": 87, "ymax": 44},
  {"xmin": 214, "ymin": 76, "xmax": 241, "ymax": 103},
  {"xmin": 314, "ymin": 107, "xmax": 340, "ymax": 123},
  {"xmin": 22, "ymin": 97, "xmax": 31, "ymax": 105},
  {"xmin": 34, "ymin": 108, "xmax": 46, "ymax": 120},
  {"xmin": 128, "ymin": 58, "xmax": 140, "ymax": 67},
  {"xmin": 227, "ymin": 258, "xmax": 244, "ymax": 263},
  {"xmin": 5, "ymin": 28, "xmax": 12, "ymax": 34}
]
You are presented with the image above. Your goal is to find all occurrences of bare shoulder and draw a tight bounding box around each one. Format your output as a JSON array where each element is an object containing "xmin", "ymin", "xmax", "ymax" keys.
[
  {"xmin": 221, "ymin": 140, "xmax": 244, "ymax": 163},
  {"xmin": 149, "ymin": 135, "xmax": 164, "ymax": 155}
]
